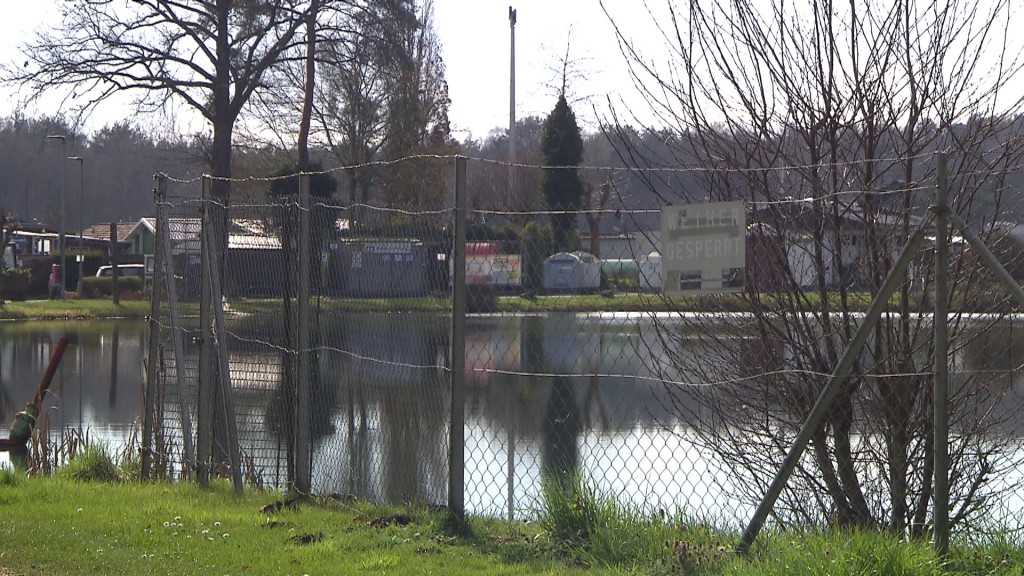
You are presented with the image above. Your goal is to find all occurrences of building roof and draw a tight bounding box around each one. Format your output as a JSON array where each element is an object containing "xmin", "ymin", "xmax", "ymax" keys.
[
  {"xmin": 160, "ymin": 217, "xmax": 282, "ymax": 251},
  {"xmin": 81, "ymin": 222, "xmax": 138, "ymax": 243}
]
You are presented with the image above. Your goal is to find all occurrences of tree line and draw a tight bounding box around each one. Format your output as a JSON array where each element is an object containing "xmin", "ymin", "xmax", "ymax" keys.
[{"xmin": 0, "ymin": 0, "xmax": 646, "ymax": 248}]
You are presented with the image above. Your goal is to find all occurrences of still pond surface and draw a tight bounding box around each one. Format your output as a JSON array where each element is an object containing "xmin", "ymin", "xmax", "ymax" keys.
[{"xmin": 2, "ymin": 313, "xmax": 1024, "ymax": 524}]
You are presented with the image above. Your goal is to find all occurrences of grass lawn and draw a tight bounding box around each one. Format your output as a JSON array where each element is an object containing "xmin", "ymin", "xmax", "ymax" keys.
[
  {"xmin": 2, "ymin": 467, "xmax": 1023, "ymax": 576},
  {"xmin": 0, "ymin": 299, "xmax": 150, "ymax": 321},
  {"xmin": 0, "ymin": 290, "xmax": 901, "ymax": 321},
  {"xmin": 0, "ymin": 475, "xmax": 588, "ymax": 576}
]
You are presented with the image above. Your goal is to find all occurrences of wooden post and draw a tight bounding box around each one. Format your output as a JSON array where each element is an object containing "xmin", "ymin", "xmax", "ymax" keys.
[
  {"xmin": 141, "ymin": 181, "xmax": 165, "ymax": 479},
  {"xmin": 156, "ymin": 174, "xmax": 195, "ymax": 479},
  {"xmin": 202, "ymin": 182, "xmax": 244, "ymax": 495}
]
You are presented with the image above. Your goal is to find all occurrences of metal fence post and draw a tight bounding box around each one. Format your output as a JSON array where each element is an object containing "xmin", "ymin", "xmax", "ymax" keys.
[
  {"xmin": 933, "ymin": 152, "xmax": 950, "ymax": 555},
  {"xmin": 449, "ymin": 156, "xmax": 467, "ymax": 518},
  {"xmin": 926, "ymin": 155, "xmax": 1024, "ymax": 554},
  {"xmin": 197, "ymin": 176, "xmax": 214, "ymax": 486},
  {"xmin": 296, "ymin": 172, "xmax": 312, "ymax": 494},
  {"xmin": 202, "ymin": 190, "xmax": 244, "ymax": 495},
  {"xmin": 156, "ymin": 174, "xmax": 196, "ymax": 479},
  {"xmin": 507, "ymin": 406, "xmax": 516, "ymax": 522},
  {"xmin": 141, "ymin": 179, "xmax": 165, "ymax": 479}
]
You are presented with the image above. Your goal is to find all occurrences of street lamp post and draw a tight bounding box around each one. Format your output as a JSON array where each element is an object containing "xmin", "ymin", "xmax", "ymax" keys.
[
  {"xmin": 46, "ymin": 135, "xmax": 67, "ymax": 300},
  {"xmin": 509, "ymin": 6, "xmax": 517, "ymax": 210},
  {"xmin": 69, "ymin": 156, "xmax": 84, "ymax": 297}
]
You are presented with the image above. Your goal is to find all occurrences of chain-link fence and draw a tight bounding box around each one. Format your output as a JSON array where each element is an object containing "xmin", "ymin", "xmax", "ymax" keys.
[
  {"xmin": 142, "ymin": 152, "xmax": 1024, "ymax": 546},
  {"xmin": 147, "ymin": 165, "xmax": 455, "ymax": 506}
]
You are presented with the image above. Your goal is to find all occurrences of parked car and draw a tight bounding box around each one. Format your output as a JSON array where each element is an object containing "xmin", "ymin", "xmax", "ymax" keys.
[{"xmin": 95, "ymin": 264, "xmax": 148, "ymax": 278}]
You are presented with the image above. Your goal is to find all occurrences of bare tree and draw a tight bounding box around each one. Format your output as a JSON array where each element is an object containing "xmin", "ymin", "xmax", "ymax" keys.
[
  {"xmin": 464, "ymin": 117, "xmax": 545, "ymax": 225},
  {"xmin": 376, "ymin": 0, "xmax": 457, "ymax": 213},
  {"xmin": 5, "ymin": 0, "xmax": 314, "ymax": 255},
  {"xmin": 250, "ymin": 0, "xmax": 455, "ymax": 223},
  {"xmin": 314, "ymin": 3, "xmax": 391, "ymax": 225},
  {"xmin": 606, "ymin": 0, "xmax": 1024, "ymax": 533}
]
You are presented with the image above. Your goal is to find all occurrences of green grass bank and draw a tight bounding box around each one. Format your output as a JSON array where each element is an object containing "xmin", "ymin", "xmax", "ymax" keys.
[
  {"xmin": 0, "ymin": 299, "xmax": 150, "ymax": 321},
  {"xmin": 1, "ymin": 468, "xmax": 1023, "ymax": 575},
  {"xmin": 0, "ymin": 291, "xmax": 871, "ymax": 321}
]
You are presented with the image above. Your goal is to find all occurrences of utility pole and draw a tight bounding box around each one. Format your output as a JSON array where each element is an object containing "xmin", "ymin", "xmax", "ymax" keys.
[
  {"xmin": 46, "ymin": 135, "xmax": 67, "ymax": 300},
  {"xmin": 509, "ymin": 6, "xmax": 517, "ymax": 210}
]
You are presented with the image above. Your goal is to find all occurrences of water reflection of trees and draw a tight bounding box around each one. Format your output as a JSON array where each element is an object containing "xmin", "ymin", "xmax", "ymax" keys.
[
  {"xmin": 315, "ymin": 313, "xmax": 449, "ymax": 504},
  {"xmin": 641, "ymin": 312, "xmax": 1024, "ymax": 532},
  {"xmin": 261, "ymin": 312, "xmax": 688, "ymax": 503},
  {"xmin": 466, "ymin": 314, "xmax": 682, "ymax": 438},
  {"xmin": 0, "ymin": 322, "xmax": 147, "ymax": 469}
]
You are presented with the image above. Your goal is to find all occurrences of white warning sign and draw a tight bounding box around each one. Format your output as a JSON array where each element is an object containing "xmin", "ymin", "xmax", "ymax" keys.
[{"xmin": 661, "ymin": 201, "xmax": 745, "ymax": 295}]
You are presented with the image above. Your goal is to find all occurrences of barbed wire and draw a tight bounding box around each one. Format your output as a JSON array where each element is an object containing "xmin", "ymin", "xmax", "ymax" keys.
[
  {"xmin": 153, "ymin": 144, "xmax": 1024, "ymax": 187},
  {"xmin": 148, "ymin": 154, "xmax": 1009, "ymax": 216},
  {"xmin": 159, "ymin": 187, "xmax": 939, "ymax": 214}
]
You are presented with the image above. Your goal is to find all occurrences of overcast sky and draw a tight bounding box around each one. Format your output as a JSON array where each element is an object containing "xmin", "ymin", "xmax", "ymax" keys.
[
  {"xmin": 433, "ymin": 0, "xmax": 642, "ymax": 140},
  {"xmin": 0, "ymin": 1, "xmax": 643, "ymax": 142},
  {"xmin": 7, "ymin": 2, "xmax": 1019, "ymax": 144}
]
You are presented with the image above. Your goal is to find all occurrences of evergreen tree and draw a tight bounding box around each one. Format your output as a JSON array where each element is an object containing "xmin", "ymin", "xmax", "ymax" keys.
[{"xmin": 541, "ymin": 94, "xmax": 584, "ymax": 253}]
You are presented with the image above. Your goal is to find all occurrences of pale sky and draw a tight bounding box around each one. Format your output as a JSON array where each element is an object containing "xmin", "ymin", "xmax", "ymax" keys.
[
  {"xmin": 0, "ymin": 1, "xmax": 643, "ymax": 142},
  {"xmin": 3, "ymin": 2, "xmax": 1020, "ymax": 144},
  {"xmin": 432, "ymin": 0, "xmax": 641, "ymax": 140}
]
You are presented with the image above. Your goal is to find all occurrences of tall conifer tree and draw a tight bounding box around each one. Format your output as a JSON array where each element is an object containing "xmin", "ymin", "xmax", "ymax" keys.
[{"xmin": 541, "ymin": 94, "xmax": 584, "ymax": 253}]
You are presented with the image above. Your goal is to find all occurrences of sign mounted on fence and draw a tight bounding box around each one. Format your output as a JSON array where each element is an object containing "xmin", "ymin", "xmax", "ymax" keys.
[
  {"xmin": 465, "ymin": 242, "xmax": 521, "ymax": 286},
  {"xmin": 661, "ymin": 201, "xmax": 746, "ymax": 295}
]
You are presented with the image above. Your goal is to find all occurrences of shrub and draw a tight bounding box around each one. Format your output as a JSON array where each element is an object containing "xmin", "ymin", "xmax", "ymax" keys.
[
  {"xmin": 0, "ymin": 463, "xmax": 22, "ymax": 487},
  {"xmin": 1, "ymin": 267, "xmax": 32, "ymax": 300},
  {"xmin": 60, "ymin": 443, "xmax": 121, "ymax": 482},
  {"xmin": 520, "ymin": 222, "xmax": 553, "ymax": 291},
  {"xmin": 81, "ymin": 276, "xmax": 146, "ymax": 299},
  {"xmin": 1, "ymin": 267, "xmax": 31, "ymax": 280}
]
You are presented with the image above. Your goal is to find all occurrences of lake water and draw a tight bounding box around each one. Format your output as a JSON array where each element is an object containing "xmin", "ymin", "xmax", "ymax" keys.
[
  {"xmin": 2, "ymin": 313, "xmax": 1024, "ymax": 526},
  {"xmin": 0, "ymin": 320, "xmax": 146, "ymax": 456}
]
